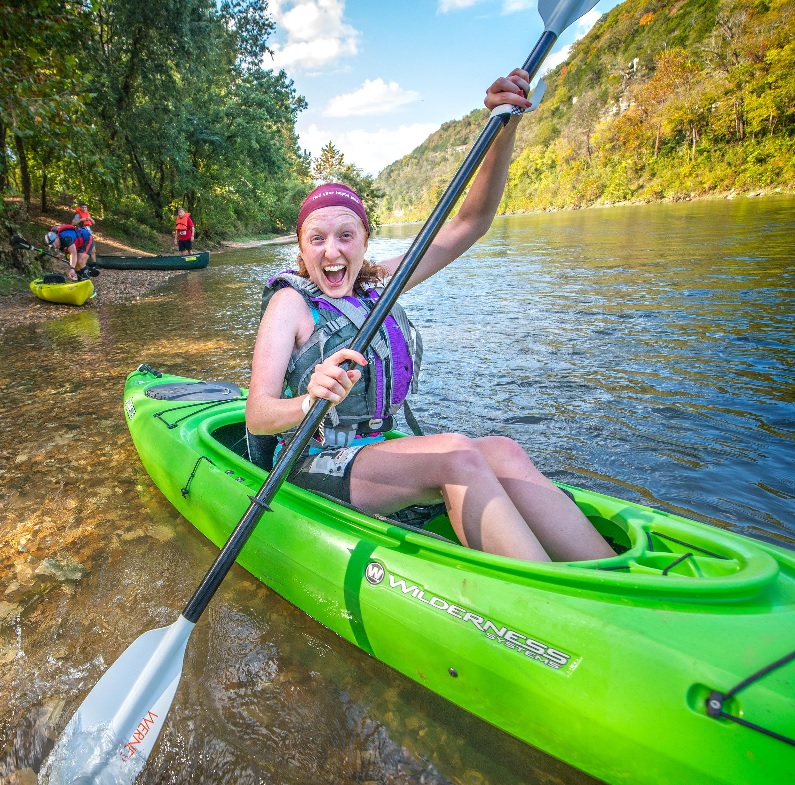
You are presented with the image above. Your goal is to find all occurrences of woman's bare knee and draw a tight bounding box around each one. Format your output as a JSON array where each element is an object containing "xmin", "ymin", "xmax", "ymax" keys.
[
  {"xmin": 475, "ymin": 435, "xmax": 537, "ymax": 474},
  {"xmin": 432, "ymin": 433, "xmax": 492, "ymax": 482}
]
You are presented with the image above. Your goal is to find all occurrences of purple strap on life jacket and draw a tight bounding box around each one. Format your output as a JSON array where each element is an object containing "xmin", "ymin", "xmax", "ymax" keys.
[
  {"xmin": 384, "ymin": 313, "xmax": 412, "ymax": 408},
  {"xmin": 270, "ymin": 278, "xmax": 412, "ymax": 418}
]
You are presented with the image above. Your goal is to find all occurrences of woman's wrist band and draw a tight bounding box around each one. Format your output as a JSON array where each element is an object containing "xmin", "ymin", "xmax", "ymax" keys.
[{"xmin": 301, "ymin": 394, "xmax": 312, "ymax": 416}]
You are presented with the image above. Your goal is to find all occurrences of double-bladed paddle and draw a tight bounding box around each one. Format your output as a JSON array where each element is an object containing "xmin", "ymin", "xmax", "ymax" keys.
[
  {"xmin": 11, "ymin": 234, "xmax": 100, "ymax": 277},
  {"xmin": 39, "ymin": 0, "xmax": 600, "ymax": 780}
]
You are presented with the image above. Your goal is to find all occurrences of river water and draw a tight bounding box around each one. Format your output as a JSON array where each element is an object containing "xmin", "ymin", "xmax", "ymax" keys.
[{"xmin": 1, "ymin": 195, "xmax": 793, "ymax": 783}]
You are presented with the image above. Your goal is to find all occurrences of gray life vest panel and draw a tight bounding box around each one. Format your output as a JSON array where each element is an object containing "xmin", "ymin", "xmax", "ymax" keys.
[{"xmin": 261, "ymin": 271, "xmax": 423, "ymax": 447}]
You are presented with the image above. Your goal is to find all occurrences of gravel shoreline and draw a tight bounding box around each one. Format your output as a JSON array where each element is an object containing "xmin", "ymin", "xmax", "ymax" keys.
[
  {"xmin": 0, "ymin": 235, "xmax": 295, "ymax": 332},
  {"xmin": 0, "ymin": 267, "xmax": 189, "ymax": 331}
]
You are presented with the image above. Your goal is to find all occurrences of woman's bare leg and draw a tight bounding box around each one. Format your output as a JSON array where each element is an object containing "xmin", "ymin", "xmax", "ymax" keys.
[
  {"xmin": 350, "ymin": 434, "xmax": 551, "ymax": 561},
  {"xmin": 472, "ymin": 436, "xmax": 616, "ymax": 561},
  {"xmin": 350, "ymin": 434, "xmax": 614, "ymax": 562}
]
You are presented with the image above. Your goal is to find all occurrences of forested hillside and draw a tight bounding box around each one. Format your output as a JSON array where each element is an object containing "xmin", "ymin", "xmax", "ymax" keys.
[{"xmin": 377, "ymin": 0, "xmax": 795, "ymax": 222}]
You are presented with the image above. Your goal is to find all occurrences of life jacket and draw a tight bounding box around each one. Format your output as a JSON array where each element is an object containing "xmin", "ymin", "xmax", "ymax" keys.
[
  {"xmin": 52, "ymin": 225, "xmax": 90, "ymax": 251},
  {"xmin": 175, "ymin": 213, "xmax": 192, "ymax": 237},
  {"xmin": 74, "ymin": 207, "xmax": 93, "ymax": 227},
  {"xmin": 261, "ymin": 271, "xmax": 424, "ymax": 447}
]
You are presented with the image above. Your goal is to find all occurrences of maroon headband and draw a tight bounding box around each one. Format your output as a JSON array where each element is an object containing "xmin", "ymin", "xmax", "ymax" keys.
[{"xmin": 296, "ymin": 183, "xmax": 370, "ymax": 236}]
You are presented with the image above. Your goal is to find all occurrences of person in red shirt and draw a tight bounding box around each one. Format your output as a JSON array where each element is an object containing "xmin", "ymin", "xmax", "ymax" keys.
[
  {"xmin": 174, "ymin": 208, "xmax": 195, "ymax": 254},
  {"xmin": 71, "ymin": 202, "xmax": 97, "ymax": 265}
]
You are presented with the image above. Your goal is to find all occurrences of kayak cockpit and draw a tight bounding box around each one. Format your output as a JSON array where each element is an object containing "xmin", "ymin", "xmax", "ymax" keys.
[
  {"xmin": 131, "ymin": 371, "xmax": 790, "ymax": 599},
  {"xmin": 207, "ymin": 415, "xmax": 786, "ymax": 599}
]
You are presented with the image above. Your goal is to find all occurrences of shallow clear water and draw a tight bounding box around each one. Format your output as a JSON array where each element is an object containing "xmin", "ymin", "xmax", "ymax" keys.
[{"xmin": 1, "ymin": 195, "xmax": 793, "ymax": 782}]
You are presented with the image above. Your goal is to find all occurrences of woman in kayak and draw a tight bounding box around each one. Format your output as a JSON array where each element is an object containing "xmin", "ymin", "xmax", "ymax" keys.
[{"xmin": 247, "ymin": 69, "xmax": 615, "ymax": 563}]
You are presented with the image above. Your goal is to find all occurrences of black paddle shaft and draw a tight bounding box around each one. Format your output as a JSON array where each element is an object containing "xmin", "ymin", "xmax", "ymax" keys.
[
  {"xmin": 11, "ymin": 235, "xmax": 64, "ymax": 261},
  {"xmin": 182, "ymin": 30, "xmax": 560, "ymax": 624}
]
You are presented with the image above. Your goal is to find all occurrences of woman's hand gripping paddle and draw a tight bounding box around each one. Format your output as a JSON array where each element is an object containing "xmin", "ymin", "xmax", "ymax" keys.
[{"xmin": 39, "ymin": 0, "xmax": 599, "ymax": 781}]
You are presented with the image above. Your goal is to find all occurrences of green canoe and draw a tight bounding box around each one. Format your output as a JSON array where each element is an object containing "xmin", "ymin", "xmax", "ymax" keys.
[
  {"xmin": 123, "ymin": 365, "xmax": 795, "ymax": 785},
  {"xmin": 94, "ymin": 251, "xmax": 209, "ymax": 270}
]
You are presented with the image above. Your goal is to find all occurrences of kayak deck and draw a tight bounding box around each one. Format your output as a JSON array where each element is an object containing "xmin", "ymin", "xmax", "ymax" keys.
[{"xmin": 123, "ymin": 368, "xmax": 795, "ymax": 785}]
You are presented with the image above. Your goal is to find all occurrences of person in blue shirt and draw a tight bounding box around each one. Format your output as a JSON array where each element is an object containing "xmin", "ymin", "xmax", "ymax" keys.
[{"xmin": 45, "ymin": 225, "xmax": 95, "ymax": 281}]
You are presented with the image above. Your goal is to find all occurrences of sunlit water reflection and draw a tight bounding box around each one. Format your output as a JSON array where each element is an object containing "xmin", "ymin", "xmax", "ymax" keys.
[{"xmin": 1, "ymin": 195, "xmax": 793, "ymax": 782}]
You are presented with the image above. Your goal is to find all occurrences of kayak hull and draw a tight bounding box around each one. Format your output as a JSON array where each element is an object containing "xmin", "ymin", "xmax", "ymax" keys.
[
  {"xmin": 30, "ymin": 277, "xmax": 94, "ymax": 306},
  {"xmin": 123, "ymin": 367, "xmax": 795, "ymax": 785},
  {"xmin": 94, "ymin": 251, "xmax": 209, "ymax": 270}
]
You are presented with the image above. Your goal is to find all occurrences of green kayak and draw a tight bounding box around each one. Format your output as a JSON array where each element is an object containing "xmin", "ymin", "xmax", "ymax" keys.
[{"xmin": 123, "ymin": 365, "xmax": 795, "ymax": 785}]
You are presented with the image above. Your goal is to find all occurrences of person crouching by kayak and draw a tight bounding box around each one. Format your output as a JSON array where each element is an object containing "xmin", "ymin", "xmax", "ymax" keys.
[
  {"xmin": 45, "ymin": 225, "xmax": 95, "ymax": 281},
  {"xmin": 71, "ymin": 202, "xmax": 97, "ymax": 266},
  {"xmin": 174, "ymin": 207, "xmax": 195, "ymax": 254},
  {"xmin": 245, "ymin": 70, "xmax": 617, "ymax": 564}
]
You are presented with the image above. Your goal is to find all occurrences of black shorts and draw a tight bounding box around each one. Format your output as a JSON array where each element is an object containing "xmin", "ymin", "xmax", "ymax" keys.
[
  {"xmin": 246, "ymin": 430, "xmax": 366, "ymax": 505},
  {"xmin": 178, "ymin": 239, "xmax": 193, "ymax": 252},
  {"xmin": 287, "ymin": 444, "xmax": 366, "ymax": 503}
]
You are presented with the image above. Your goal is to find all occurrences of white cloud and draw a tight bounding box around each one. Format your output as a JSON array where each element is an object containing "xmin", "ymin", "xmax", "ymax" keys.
[
  {"xmin": 298, "ymin": 122, "xmax": 441, "ymax": 175},
  {"xmin": 268, "ymin": 0, "xmax": 359, "ymax": 72},
  {"xmin": 540, "ymin": 44, "xmax": 572, "ymax": 75},
  {"xmin": 438, "ymin": 0, "xmax": 481, "ymax": 11},
  {"xmin": 439, "ymin": 0, "xmax": 535, "ymax": 12},
  {"xmin": 501, "ymin": 0, "xmax": 535, "ymax": 11},
  {"xmin": 574, "ymin": 9, "xmax": 601, "ymax": 35},
  {"xmin": 324, "ymin": 79, "xmax": 420, "ymax": 117}
]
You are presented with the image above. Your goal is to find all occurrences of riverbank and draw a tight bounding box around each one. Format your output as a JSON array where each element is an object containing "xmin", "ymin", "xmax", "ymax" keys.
[
  {"xmin": 0, "ymin": 229, "xmax": 295, "ymax": 332},
  {"xmin": 0, "ymin": 268, "xmax": 186, "ymax": 332}
]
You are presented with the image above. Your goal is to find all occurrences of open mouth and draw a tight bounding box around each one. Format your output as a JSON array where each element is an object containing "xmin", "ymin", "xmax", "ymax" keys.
[{"xmin": 323, "ymin": 264, "xmax": 346, "ymax": 286}]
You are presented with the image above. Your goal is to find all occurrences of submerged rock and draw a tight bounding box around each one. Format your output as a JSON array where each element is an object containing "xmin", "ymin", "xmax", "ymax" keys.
[{"xmin": 34, "ymin": 557, "xmax": 85, "ymax": 582}]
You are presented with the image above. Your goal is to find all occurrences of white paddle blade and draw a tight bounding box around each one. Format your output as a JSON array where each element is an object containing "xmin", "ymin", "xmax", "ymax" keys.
[
  {"xmin": 539, "ymin": 0, "xmax": 600, "ymax": 36},
  {"xmin": 527, "ymin": 79, "xmax": 547, "ymax": 110},
  {"xmin": 40, "ymin": 615, "xmax": 195, "ymax": 785}
]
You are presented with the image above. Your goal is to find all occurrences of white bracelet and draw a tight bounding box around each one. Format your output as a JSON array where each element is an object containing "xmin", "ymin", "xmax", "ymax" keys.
[{"xmin": 301, "ymin": 394, "xmax": 312, "ymax": 415}]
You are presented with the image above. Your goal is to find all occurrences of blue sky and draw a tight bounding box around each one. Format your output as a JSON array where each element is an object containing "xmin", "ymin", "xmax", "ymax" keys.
[{"xmin": 267, "ymin": 0, "xmax": 624, "ymax": 176}]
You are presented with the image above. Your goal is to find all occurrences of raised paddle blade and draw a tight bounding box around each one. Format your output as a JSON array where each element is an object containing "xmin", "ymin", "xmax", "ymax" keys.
[
  {"xmin": 39, "ymin": 615, "xmax": 194, "ymax": 785},
  {"xmin": 539, "ymin": 0, "xmax": 600, "ymax": 35},
  {"xmin": 11, "ymin": 234, "xmax": 34, "ymax": 249},
  {"xmin": 527, "ymin": 79, "xmax": 547, "ymax": 110}
]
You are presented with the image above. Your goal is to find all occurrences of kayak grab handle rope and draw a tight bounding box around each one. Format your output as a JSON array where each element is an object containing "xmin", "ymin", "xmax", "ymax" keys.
[
  {"xmin": 154, "ymin": 398, "xmax": 247, "ymax": 429},
  {"xmin": 646, "ymin": 530, "xmax": 728, "ymax": 560},
  {"xmin": 136, "ymin": 363, "xmax": 162, "ymax": 377},
  {"xmin": 706, "ymin": 648, "xmax": 795, "ymax": 746},
  {"xmin": 598, "ymin": 530, "xmax": 729, "ymax": 574},
  {"xmin": 181, "ymin": 456, "xmax": 214, "ymax": 497}
]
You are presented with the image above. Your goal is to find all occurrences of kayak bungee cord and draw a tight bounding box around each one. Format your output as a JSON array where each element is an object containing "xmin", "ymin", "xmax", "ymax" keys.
[
  {"xmin": 152, "ymin": 398, "xmax": 247, "ymax": 429},
  {"xmin": 706, "ymin": 649, "xmax": 795, "ymax": 746}
]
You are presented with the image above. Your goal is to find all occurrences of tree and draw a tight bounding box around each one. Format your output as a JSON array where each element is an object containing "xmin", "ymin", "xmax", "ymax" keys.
[
  {"xmin": 311, "ymin": 142, "xmax": 384, "ymax": 228},
  {"xmin": 0, "ymin": 0, "xmax": 91, "ymax": 207},
  {"xmin": 312, "ymin": 142, "xmax": 346, "ymax": 182}
]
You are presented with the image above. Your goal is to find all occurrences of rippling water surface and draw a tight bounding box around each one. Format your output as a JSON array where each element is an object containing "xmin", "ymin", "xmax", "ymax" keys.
[{"xmin": 1, "ymin": 196, "xmax": 793, "ymax": 782}]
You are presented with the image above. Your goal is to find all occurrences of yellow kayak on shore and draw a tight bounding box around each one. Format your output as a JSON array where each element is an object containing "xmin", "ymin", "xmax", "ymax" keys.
[{"xmin": 30, "ymin": 277, "xmax": 95, "ymax": 306}]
